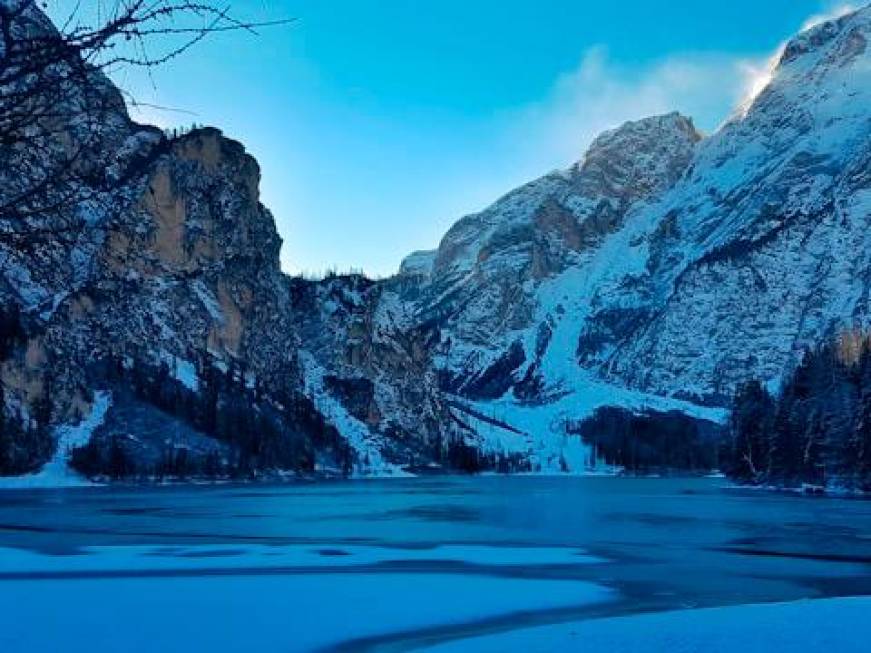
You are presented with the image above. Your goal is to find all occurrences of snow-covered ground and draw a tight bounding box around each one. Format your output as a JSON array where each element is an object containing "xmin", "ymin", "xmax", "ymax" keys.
[
  {"xmin": 457, "ymin": 373, "xmax": 727, "ymax": 473},
  {"xmin": 0, "ymin": 391, "xmax": 111, "ymax": 489},
  {"xmin": 422, "ymin": 597, "xmax": 871, "ymax": 652}
]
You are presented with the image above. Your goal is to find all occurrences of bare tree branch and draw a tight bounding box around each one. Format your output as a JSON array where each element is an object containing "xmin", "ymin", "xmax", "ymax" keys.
[{"xmin": 0, "ymin": 1, "xmax": 290, "ymax": 246}]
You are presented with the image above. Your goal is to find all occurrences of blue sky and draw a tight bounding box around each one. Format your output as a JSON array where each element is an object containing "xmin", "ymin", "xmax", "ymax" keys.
[{"xmin": 54, "ymin": 1, "xmax": 851, "ymax": 276}]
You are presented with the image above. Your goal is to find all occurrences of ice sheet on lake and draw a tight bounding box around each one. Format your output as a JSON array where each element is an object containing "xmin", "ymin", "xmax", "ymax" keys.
[{"xmin": 0, "ymin": 543, "xmax": 605, "ymax": 573}]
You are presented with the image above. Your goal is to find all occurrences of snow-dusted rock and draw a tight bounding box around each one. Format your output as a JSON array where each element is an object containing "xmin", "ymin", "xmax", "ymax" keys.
[{"xmin": 3, "ymin": 4, "xmax": 870, "ymax": 480}]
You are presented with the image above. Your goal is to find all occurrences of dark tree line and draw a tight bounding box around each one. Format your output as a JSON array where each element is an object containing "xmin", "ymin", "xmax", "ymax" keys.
[
  {"xmin": 0, "ymin": 381, "xmax": 53, "ymax": 475},
  {"xmin": 570, "ymin": 406, "xmax": 724, "ymax": 474},
  {"xmin": 439, "ymin": 438, "xmax": 531, "ymax": 474},
  {"xmin": 723, "ymin": 333, "xmax": 871, "ymax": 492},
  {"xmin": 71, "ymin": 352, "xmax": 354, "ymax": 480},
  {"xmin": 72, "ymin": 431, "xmax": 224, "ymax": 481}
]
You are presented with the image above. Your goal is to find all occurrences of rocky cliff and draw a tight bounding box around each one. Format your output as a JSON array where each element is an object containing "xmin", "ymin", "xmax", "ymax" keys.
[{"xmin": 0, "ymin": 3, "xmax": 453, "ymax": 478}]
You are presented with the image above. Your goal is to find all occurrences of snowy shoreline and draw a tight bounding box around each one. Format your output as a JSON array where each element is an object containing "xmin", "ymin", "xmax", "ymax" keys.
[
  {"xmin": 8, "ymin": 467, "xmax": 870, "ymax": 494},
  {"xmin": 0, "ymin": 468, "xmax": 743, "ymax": 491},
  {"xmin": 421, "ymin": 596, "xmax": 871, "ymax": 652}
]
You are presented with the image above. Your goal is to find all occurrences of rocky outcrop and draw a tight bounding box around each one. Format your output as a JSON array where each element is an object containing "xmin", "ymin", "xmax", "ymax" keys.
[{"xmin": 398, "ymin": 111, "xmax": 702, "ymax": 397}]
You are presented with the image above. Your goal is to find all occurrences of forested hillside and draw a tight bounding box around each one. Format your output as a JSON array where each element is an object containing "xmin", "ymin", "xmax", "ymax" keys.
[{"xmin": 724, "ymin": 331, "xmax": 871, "ymax": 492}]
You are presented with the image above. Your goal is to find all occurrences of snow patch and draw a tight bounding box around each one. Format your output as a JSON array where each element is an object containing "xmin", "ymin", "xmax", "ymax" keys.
[
  {"xmin": 0, "ymin": 391, "xmax": 111, "ymax": 489},
  {"xmin": 458, "ymin": 373, "xmax": 726, "ymax": 474},
  {"xmin": 192, "ymin": 280, "xmax": 224, "ymax": 323},
  {"xmin": 157, "ymin": 351, "xmax": 199, "ymax": 392}
]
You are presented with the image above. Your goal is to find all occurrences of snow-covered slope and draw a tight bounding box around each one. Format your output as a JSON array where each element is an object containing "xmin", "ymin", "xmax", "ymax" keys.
[
  {"xmin": 580, "ymin": 7, "xmax": 871, "ymax": 403},
  {"xmin": 0, "ymin": 391, "xmax": 110, "ymax": 488}
]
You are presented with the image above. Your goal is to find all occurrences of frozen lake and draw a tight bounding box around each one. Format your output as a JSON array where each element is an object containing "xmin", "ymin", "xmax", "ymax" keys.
[{"xmin": 0, "ymin": 476, "xmax": 870, "ymax": 651}]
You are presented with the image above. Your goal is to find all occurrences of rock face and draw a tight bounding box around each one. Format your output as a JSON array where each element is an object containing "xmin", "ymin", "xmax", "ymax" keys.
[
  {"xmin": 2, "ymin": 114, "xmax": 455, "ymax": 475},
  {"xmin": 1, "ymin": 4, "xmax": 870, "ymax": 478},
  {"xmin": 0, "ymin": 4, "xmax": 452, "ymax": 477},
  {"xmin": 402, "ymin": 112, "xmax": 702, "ymax": 399}
]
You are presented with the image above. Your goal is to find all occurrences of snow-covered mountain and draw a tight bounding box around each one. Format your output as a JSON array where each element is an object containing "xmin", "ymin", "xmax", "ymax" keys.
[
  {"xmin": 1, "ymin": 4, "xmax": 869, "ymax": 480},
  {"xmin": 381, "ymin": 4, "xmax": 871, "ymax": 468}
]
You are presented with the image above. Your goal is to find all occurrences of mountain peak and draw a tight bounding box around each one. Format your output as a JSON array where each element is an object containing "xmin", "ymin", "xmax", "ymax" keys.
[
  {"xmin": 728, "ymin": 2, "xmax": 870, "ymax": 144},
  {"xmin": 583, "ymin": 112, "xmax": 701, "ymax": 158},
  {"xmin": 779, "ymin": 3, "xmax": 870, "ymax": 67},
  {"xmin": 572, "ymin": 112, "xmax": 701, "ymax": 205}
]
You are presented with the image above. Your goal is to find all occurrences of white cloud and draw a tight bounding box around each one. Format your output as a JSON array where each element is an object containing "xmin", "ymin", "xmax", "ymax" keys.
[
  {"xmin": 735, "ymin": 45, "xmax": 787, "ymax": 119},
  {"xmin": 509, "ymin": 1, "xmax": 864, "ymax": 170},
  {"xmin": 509, "ymin": 48, "xmax": 762, "ymax": 169}
]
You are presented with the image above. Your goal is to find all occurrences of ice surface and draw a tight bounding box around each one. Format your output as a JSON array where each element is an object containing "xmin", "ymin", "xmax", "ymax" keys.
[
  {"xmin": 1, "ymin": 476, "xmax": 869, "ymax": 651},
  {"xmin": 0, "ymin": 543, "xmax": 605, "ymax": 574}
]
